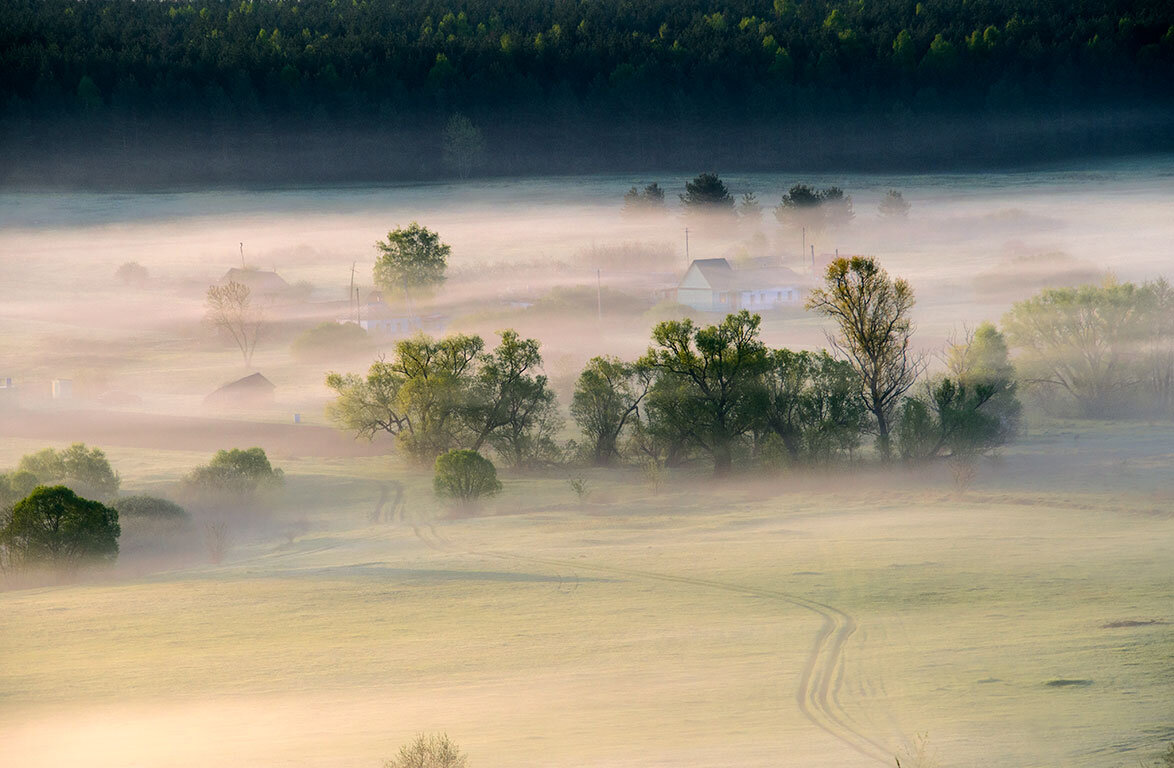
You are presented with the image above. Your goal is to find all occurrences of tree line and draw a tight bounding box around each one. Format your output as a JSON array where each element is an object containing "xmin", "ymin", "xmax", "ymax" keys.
[
  {"xmin": 3, "ymin": 0, "xmax": 1171, "ymax": 128},
  {"xmin": 623, "ymin": 172, "xmax": 910, "ymax": 228},
  {"xmin": 327, "ymin": 256, "xmax": 1021, "ymax": 477},
  {"xmin": 0, "ymin": 444, "xmax": 284, "ymax": 573}
]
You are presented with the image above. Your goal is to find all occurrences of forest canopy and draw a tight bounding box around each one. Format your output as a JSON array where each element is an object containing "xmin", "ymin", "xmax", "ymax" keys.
[
  {"xmin": 4, "ymin": 0, "xmax": 1171, "ymax": 122},
  {"xmin": 2, "ymin": 0, "xmax": 1172, "ymax": 182}
]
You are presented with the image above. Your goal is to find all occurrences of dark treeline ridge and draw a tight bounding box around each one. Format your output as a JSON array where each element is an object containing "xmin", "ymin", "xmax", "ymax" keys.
[{"xmin": 3, "ymin": 0, "xmax": 1174, "ymax": 186}]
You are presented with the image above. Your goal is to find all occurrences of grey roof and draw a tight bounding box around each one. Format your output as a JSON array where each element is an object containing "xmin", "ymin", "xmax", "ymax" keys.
[
  {"xmin": 211, "ymin": 372, "xmax": 275, "ymax": 394},
  {"xmin": 687, "ymin": 258, "xmax": 803, "ymax": 292},
  {"xmin": 220, "ymin": 268, "xmax": 290, "ymax": 295}
]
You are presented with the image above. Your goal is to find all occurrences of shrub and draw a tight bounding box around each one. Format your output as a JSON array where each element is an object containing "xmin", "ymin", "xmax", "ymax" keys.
[
  {"xmin": 290, "ymin": 321, "xmax": 371, "ymax": 362},
  {"xmin": 112, "ymin": 495, "xmax": 188, "ymax": 520},
  {"xmin": 0, "ymin": 485, "xmax": 120, "ymax": 569},
  {"xmin": 16, "ymin": 443, "xmax": 121, "ymax": 501},
  {"xmin": 385, "ymin": 733, "xmax": 467, "ymax": 768},
  {"xmin": 179, "ymin": 447, "xmax": 283, "ymax": 505},
  {"xmin": 433, "ymin": 450, "xmax": 501, "ymax": 508}
]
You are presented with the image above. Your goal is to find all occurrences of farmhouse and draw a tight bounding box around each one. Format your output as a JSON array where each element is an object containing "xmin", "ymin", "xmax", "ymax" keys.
[
  {"xmin": 204, "ymin": 372, "xmax": 275, "ymax": 408},
  {"xmin": 357, "ymin": 291, "xmax": 447, "ymax": 337},
  {"xmin": 675, "ymin": 258, "xmax": 804, "ymax": 313},
  {"xmin": 218, "ymin": 268, "xmax": 290, "ymax": 300}
]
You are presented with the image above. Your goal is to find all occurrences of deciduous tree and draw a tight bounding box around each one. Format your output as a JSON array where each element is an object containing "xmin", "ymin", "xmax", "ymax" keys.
[
  {"xmin": 640, "ymin": 310, "xmax": 770, "ymax": 476},
  {"xmin": 807, "ymin": 256, "xmax": 922, "ymax": 458},
  {"xmin": 0, "ymin": 485, "xmax": 120, "ymax": 569},
  {"xmin": 571, "ymin": 356, "xmax": 652, "ymax": 465},
  {"xmin": 374, "ymin": 223, "xmax": 451, "ymax": 304},
  {"xmin": 206, "ymin": 280, "xmax": 262, "ymax": 366}
]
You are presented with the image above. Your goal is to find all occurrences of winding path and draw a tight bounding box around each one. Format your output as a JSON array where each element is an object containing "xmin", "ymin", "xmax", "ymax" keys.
[{"xmin": 414, "ymin": 522, "xmax": 891, "ymax": 765}]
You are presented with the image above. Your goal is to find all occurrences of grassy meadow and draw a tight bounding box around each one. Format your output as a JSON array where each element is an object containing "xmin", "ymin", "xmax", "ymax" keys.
[{"xmin": 1, "ymin": 423, "xmax": 1171, "ymax": 768}]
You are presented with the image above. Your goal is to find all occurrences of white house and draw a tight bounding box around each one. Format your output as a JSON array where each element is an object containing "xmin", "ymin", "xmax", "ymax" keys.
[
  {"xmin": 675, "ymin": 258, "xmax": 804, "ymax": 313},
  {"xmin": 355, "ymin": 291, "xmax": 446, "ymax": 337}
]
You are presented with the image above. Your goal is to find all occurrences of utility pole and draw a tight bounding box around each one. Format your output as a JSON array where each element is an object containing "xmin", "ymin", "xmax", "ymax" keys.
[
  {"xmin": 811, "ymin": 244, "xmax": 815, "ymax": 270},
  {"xmin": 240, "ymin": 242, "xmax": 245, "ymax": 268},
  {"xmin": 801, "ymin": 227, "xmax": 806, "ymax": 270},
  {"xmin": 684, "ymin": 227, "xmax": 690, "ymax": 265},
  {"xmin": 348, "ymin": 262, "xmax": 356, "ymax": 322},
  {"xmin": 596, "ymin": 268, "xmax": 603, "ymax": 324}
]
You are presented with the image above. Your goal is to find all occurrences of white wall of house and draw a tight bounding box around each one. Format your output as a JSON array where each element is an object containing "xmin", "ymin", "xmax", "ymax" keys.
[{"xmin": 737, "ymin": 286, "xmax": 800, "ymax": 308}]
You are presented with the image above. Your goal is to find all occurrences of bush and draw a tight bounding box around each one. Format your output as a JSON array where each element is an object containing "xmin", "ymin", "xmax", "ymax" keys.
[
  {"xmin": 16, "ymin": 443, "xmax": 121, "ymax": 501},
  {"xmin": 112, "ymin": 495, "xmax": 188, "ymax": 520},
  {"xmin": 290, "ymin": 321, "xmax": 371, "ymax": 362},
  {"xmin": 179, "ymin": 447, "xmax": 283, "ymax": 505},
  {"xmin": 433, "ymin": 450, "xmax": 501, "ymax": 509},
  {"xmin": 385, "ymin": 733, "xmax": 467, "ymax": 768},
  {"xmin": 0, "ymin": 485, "xmax": 120, "ymax": 569}
]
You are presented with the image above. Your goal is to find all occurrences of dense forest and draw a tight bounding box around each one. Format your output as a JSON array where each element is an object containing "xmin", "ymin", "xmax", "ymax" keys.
[{"xmin": 3, "ymin": 0, "xmax": 1173, "ymax": 185}]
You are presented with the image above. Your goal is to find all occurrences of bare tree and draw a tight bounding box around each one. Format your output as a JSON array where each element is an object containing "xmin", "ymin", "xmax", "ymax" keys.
[
  {"xmin": 807, "ymin": 256, "xmax": 923, "ymax": 459},
  {"xmin": 202, "ymin": 519, "xmax": 231, "ymax": 564},
  {"xmin": 385, "ymin": 733, "xmax": 467, "ymax": 768},
  {"xmin": 206, "ymin": 280, "xmax": 263, "ymax": 366}
]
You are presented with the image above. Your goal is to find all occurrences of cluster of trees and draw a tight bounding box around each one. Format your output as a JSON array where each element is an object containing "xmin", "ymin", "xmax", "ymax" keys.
[
  {"xmin": 1003, "ymin": 278, "xmax": 1174, "ymax": 417},
  {"xmin": 3, "ymin": 0, "xmax": 1171, "ymax": 127},
  {"xmin": 623, "ymin": 173, "xmax": 907, "ymax": 229},
  {"xmin": 326, "ymin": 330, "xmax": 561, "ymax": 469},
  {"xmin": 1, "ymin": 443, "xmax": 121, "ymax": 503},
  {"xmin": 179, "ymin": 447, "xmax": 284, "ymax": 505},
  {"xmin": 330, "ymin": 257, "xmax": 1020, "ymax": 478},
  {"xmin": 0, "ymin": 444, "xmax": 124, "ymax": 572},
  {"xmin": 0, "ymin": 444, "xmax": 283, "ymax": 573}
]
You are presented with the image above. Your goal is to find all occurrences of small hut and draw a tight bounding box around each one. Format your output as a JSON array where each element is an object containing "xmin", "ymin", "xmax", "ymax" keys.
[{"xmin": 204, "ymin": 372, "xmax": 275, "ymax": 408}]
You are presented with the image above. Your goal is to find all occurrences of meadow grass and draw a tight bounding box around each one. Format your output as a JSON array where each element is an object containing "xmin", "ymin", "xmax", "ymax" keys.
[{"xmin": 1, "ymin": 426, "xmax": 1172, "ymax": 768}]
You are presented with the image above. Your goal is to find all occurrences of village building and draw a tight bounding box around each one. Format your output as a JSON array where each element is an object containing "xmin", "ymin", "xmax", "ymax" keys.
[
  {"xmin": 675, "ymin": 258, "xmax": 805, "ymax": 313},
  {"xmin": 218, "ymin": 268, "xmax": 291, "ymax": 301},
  {"xmin": 349, "ymin": 291, "xmax": 448, "ymax": 337},
  {"xmin": 204, "ymin": 372, "xmax": 275, "ymax": 408}
]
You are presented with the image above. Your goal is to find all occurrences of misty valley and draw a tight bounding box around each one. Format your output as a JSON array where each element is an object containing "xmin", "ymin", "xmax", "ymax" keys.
[
  {"xmin": 2, "ymin": 164, "xmax": 1172, "ymax": 768},
  {"xmin": 3, "ymin": 2, "xmax": 1174, "ymax": 763}
]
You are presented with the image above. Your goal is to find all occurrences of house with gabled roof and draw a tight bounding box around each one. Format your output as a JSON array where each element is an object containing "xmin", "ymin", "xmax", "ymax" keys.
[
  {"xmin": 676, "ymin": 258, "xmax": 805, "ymax": 313},
  {"xmin": 218, "ymin": 268, "xmax": 290, "ymax": 300}
]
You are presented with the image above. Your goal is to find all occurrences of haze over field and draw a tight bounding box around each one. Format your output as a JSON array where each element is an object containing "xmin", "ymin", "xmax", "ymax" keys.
[
  {"xmin": 3, "ymin": 1, "xmax": 1174, "ymax": 765},
  {"xmin": 2, "ymin": 160, "xmax": 1173, "ymax": 768},
  {"xmin": 3, "ymin": 160, "xmax": 1174, "ymax": 407}
]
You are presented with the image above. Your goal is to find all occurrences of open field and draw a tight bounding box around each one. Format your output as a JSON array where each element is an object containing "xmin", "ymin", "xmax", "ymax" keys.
[{"xmin": 1, "ymin": 423, "xmax": 1171, "ymax": 768}]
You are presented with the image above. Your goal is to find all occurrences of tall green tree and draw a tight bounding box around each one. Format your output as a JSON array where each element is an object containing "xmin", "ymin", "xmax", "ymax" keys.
[
  {"xmin": 775, "ymin": 183, "xmax": 826, "ymax": 233},
  {"xmin": 326, "ymin": 334, "xmax": 483, "ymax": 462},
  {"xmin": 680, "ymin": 173, "xmax": 736, "ymax": 220},
  {"xmin": 761, "ymin": 349, "xmax": 866, "ymax": 462},
  {"xmin": 622, "ymin": 182, "xmax": 667, "ymax": 217},
  {"xmin": 640, "ymin": 310, "xmax": 770, "ymax": 476},
  {"xmin": 878, "ymin": 189, "xmax": 911, "ymax": 219},
  {"xmin": 807, "ymin": 256, "xmax": 922, "ymax": 458},
  {"xmin": 571, "ymin": 356, "xmax": 652, "ymax": 465},
  {"xmin": 946, "ymin": 322, "xmax": 1021, "ymax": 442},
  {"xmin": 16, "ymin": 443, "xmax": 120, "ymax": 501},
  {"xmin": 1001, "ymin": 280, "xmax": 1147, "ymax": 416},
  {"xmin": 464, "ymin": 331, "xmax": 559, "ymax": 467},
  {"xmin": 374, "ymin": 223, "xmax": 451, "ymax": 304},
  {"xmin": 1, "ymin": 486, "xmax": 120, "ymax": 569}
]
